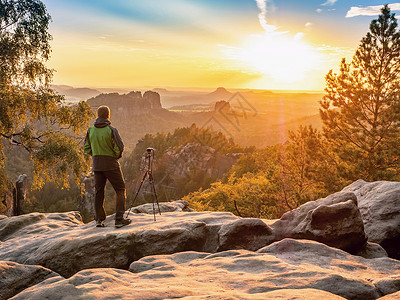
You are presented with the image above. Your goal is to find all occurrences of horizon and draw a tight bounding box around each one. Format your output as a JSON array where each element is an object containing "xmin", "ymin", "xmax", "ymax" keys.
[
  {"xmin": 42, "ymin": 1, "xmax": 397, "ymax": 91},
  {"xmin": 53, "ymin": 83, "xmax": 325, "ymax": 94}
]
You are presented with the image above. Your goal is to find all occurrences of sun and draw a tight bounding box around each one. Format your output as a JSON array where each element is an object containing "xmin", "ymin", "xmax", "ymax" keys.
[{"xmin": 239, "ymin": 32, "xmax": 322, "ymax": 83}]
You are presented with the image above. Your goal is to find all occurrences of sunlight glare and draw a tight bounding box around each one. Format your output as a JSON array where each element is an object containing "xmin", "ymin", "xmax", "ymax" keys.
[{"xmin": 240, "ymin": 32, "xmax": 321, "ymax": 83}]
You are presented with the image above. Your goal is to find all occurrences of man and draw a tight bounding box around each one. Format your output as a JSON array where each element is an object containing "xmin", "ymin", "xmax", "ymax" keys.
[{"xmin": 84, "ymin": 105, "xmax": 131, "ymax": 228}]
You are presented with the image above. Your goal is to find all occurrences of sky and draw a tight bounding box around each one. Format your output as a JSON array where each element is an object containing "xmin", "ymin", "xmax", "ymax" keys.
[{"xmin": 41, "ymin": 0, "xmax": 400, "ymax": 91}]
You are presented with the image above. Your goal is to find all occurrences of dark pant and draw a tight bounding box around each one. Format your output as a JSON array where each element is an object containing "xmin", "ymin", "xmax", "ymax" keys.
[{"xmin": 94, "ymin": 168, "xmax": 126, "ymax": 221}]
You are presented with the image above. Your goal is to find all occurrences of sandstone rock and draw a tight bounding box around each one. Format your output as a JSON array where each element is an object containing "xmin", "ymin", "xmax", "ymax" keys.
[
  {"xmin": 218, "ymin": 218, "xmax": 275, "ymax": 251},
  {"xmin": 88, "ymin": 90, "xmax": 162, "ymax": 114},
  {"xmin": 374, "ymin": 275, "xmax": 400, "ymax": 297},
  {"xmin": 356, "ymin": 242, "xmax": 388, "ymax": 259},
  {"xmin": 0, "ymin": 211, "xmax": 82, "ymax": 242},
  {"xmin": 342, "ymin": 180, "xmax": 400, "ymax": 259},
  {"xmin": 272, "ymin": 191, "xmax": 367, "ymax": 253},
  {"xmin": 143, "ymin": 90, "xmax": 162, "ymax": 109},
  {"xmin": 257, "ymin": 239, "xmax": 400, "ymax": 298},
  {"xmin": 380, "ymin": 291, "xmax": 400, "ymax": 299},
  {"xmin": 14, "ymin": 174, "xmax": 28, "ymax": 215},
  {"xmin": 129, "ymin": 239, "xmax": 400, "ymax": 299},
  {"xmin": 214, "ymin": 100, "xmax": 231, "ymax": 112},
  {"xmin": 163, "ymin": 142, "xmax": 237, "ymax": 178},
  {"xmin": 79, "ymin": 172, "xmax": 95, "ymax": 221},
  {"xmin": 0, "ymin": 211, "xmax": 242, "ymax": 277},
  {"xmin": 15, "ymin": 238, "xmax": 397, "ymax": 300},
  {"xmin": 12, "ymin": 267, "xmax": 347, "ymax": 300},
  {"xmin": 0, "ymin": 261, "xmax": 61, "ymax": 300},
  {"xmin": 3, "ymin": 208, "xmax": 400, "ymax": 299},
  {"xmin": 132, "ymin": 200, "xmax": 193, "ymax": 214}
]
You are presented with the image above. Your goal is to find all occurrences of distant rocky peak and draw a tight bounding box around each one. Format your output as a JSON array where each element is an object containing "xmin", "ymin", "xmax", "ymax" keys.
[
  {"xmin": 87, "ymin": 90, "xmax": 162, "ymax": 111},
  {"xmin": 208, "ymin": 87, "xmax": 233, "ymax": 100},
  {"xmin": 127, "ymin": 91, "xmax": 142, "ymax": 99},
  {"xmin": 214, "ymin": 101, "xmax": 230, "ymax": 112}
]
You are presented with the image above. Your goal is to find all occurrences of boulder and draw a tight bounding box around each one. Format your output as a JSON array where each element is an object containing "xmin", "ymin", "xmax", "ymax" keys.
[
  {"xmin": 132, "ymin": 200, "xmax": 193, "ymax": 214},
  {"xmin": 342, "ymin": 180, "xmax": 400, "ymax": 259},
  {"xmin": 258, "ymin": 239, "xmax": 400, "ymax": 298},
  {"xmin": 0, "ymin": 261, "xmax": 61, "ymax": 300},
  {"xmin": 218, "ymin": 218, "xmax": 275, "ymax": 251},
  {"xmin": 374, "ymin": 276, "xmax": 400, "ymax": 297},
  {"xmin": 356, "ymin": 242, "xmax": 388, "ymax": 259},
  {"xmin": 271, "ymin": 191, "xmax": 367, "ymax": 253}
]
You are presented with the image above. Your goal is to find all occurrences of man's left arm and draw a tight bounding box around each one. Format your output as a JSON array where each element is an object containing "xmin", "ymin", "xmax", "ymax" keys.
[{"xmin": 110, "ymin": 126, "xmax": 124, "ymax": 159}]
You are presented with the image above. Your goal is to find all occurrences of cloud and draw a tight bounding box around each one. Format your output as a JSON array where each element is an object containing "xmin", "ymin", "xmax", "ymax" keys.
[
  {"xmin": 305, "ymin": 22, "xmax": 313, "ymax": 27},
  {"xmin": 346, "ymin": 3, "xmax": 400, "ymax": 18},
  {"xmin": 316, "ymin": 8, "xmax": 323, "ymax": 13},
  {"xmin": 321, "ymin": 0, "xmax": 337, "ymax": 6},
  {"xmin": 255, "ymin": 0, "xmax": 277, "ymax": 32}
]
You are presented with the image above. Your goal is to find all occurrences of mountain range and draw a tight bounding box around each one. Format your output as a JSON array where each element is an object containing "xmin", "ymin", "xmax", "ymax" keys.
[{"xmin": 57, "ymin": 85, "xmax": 323, "ymax": 150}]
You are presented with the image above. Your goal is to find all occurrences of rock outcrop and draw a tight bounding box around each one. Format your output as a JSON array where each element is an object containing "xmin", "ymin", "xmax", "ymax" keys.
[
  {"xmin": 163, "ymin": 142, "xmax": 237, "ymax": 178},
  {"xmin": 79, "ymin": 172, "xmax": 95, "ymax": 221},
  {"xmin": 2, "ymin": 181, "xmax": 400, "ymax": 299},
  {"xmin": 131, "ymin": 200, "xmax": 193, "ymax": 214},
  {"xmin": 0, "ymin": 261, "xmax": 60, "ymax": 300},
  {"xmin": 0, "ymin": 206, "xmax": 275, "ymax": 277},
  {"xmin": 87, "ymin": 90, "xmax": 162, "ymax": 113},
  {"xmin": 214, "ymin": 100, "xmax": 231, "ymax": 112},
  {"xmin": 9, "ymin": 239, "xmax": 400, "ymax": 299},
  {"xmin": 342, "ymin": 180, "xmax": 400, "ymax": 259},
  {"xmin": 271, "ymin": 191, "xmax": 367, "ymax": 253}
]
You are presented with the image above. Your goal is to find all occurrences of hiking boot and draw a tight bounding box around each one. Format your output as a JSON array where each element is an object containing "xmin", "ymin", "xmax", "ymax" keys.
[
  {"xmin": 96, "ymin": 220, "xmax": 105, "ymax": 227},
  {"xmin": 115, "ymin": 218, "xmax": 131, "ymax": 228}
]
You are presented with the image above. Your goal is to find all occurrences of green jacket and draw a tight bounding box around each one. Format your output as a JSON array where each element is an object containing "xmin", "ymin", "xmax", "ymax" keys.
[{"xmin": 84, "ymin": 118, "xmax": 124, "ymax": 171}]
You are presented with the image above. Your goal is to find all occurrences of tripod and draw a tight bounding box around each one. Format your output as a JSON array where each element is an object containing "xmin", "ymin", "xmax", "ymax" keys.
[{"xmin": 125, "ymin": 148, "xmax": 161, "ymax": 221}]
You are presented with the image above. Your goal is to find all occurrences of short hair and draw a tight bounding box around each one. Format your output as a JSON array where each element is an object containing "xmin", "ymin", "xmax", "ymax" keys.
[{"xmin": 97, "ymin": 106, "xmax": 110, "ymax": 119}]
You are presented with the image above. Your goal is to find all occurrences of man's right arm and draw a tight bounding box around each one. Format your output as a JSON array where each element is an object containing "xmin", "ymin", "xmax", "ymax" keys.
[{"xmin": 83, "ymin": 128, "xmax": 92, "ymax": 156}]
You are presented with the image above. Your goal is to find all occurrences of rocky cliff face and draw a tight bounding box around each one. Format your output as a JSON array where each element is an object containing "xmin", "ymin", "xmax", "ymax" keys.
[
  {"xmin": 86, "ymin": 90, "xmax": 188, "ymax": 150},
  {"xmin": 162, "ymin": 142, "xmax": 237, "ymax": 178},
  {"xmin": 87, "ymin": 90, "xmax": 162, "ymax": 113},
  {"xmin": 1, "ymin": 180, "xmax": 400, "ymax": 299}
]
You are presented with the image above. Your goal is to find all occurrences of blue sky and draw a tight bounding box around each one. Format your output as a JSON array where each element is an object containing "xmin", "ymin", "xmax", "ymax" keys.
[{"xmin": 40, "ymin": 0, "xmax": 400, "ymax": 90}]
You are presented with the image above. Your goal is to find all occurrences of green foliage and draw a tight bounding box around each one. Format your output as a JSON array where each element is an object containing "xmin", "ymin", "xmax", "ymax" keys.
[
  {"xmin": 28, "ymin": 181, "xmax": 80, "ymax": 213},
  {"xmin": 122, "ymin": 124, "xmax": 252, "ymax": 206},
  {"xmin": 186, "ymin": 125, "xmax": 342, "ymax": 219},
  {"xmin": 275, "ymin": 126, "xmax": 343, "ymax": 209},
  {"xmin": 320, "ymin": 5, "xmax": 400, "ymax": 181},
  {"xmin": 0, "ymin": 0, "xmax": 94, "ymax": 189},
  {"xmin": 184, "ymin": 172, "xmax": 279, "ymax": 219}
]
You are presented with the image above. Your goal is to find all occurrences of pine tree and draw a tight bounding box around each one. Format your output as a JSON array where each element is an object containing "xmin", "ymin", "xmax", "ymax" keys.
[{"xmin": 320, "ymin": 5, "xmax": 400, "ymax": 181}]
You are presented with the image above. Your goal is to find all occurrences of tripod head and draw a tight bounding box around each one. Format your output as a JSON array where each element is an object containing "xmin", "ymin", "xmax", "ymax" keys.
[{"xmin": 144, "ymin": 148, "xmax": 155, "ymax": 172}]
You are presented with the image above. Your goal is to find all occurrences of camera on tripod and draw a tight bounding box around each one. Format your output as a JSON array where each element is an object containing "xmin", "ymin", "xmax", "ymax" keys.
[{"xmin": 125, "ymin": 147, "xmax": 161, "ymax": 221}]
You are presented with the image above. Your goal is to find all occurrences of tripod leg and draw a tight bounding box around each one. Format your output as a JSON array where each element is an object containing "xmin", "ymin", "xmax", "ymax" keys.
[
  {"xmin": 149, "ymin": 174, "xmax": 161, "ymax": 219},
  {"xmin": 125, "ymin": 172, "xmax": 148, "ymax": 218},
  {"xmin": 148, "ymin": 176, "xmax": 156, "ymax": 221}
]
